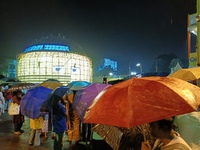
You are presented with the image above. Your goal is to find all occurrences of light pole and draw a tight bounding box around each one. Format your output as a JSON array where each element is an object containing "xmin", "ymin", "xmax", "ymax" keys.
[
  {"xmin": 129, "ymin": 60, "xmax": 131, "ymax": 78},
  {"xmin": 197, "ymin": 0, "xmax": 200, "ymax": 65},
  {"xmin": 154, "ymin": 58, "xmax": 161, "ymax": 72},
  {"xmin": 155, "ymin": 60, "xmax": 158, "ymax": 72},
  {"xmin": 136, "ymin": 63, "xmax": 142, "ymax": 74}
]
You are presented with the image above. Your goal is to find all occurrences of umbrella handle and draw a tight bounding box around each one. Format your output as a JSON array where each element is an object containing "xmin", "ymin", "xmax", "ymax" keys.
[
  {"xmin": 143, "ymin": 129, "xmax": 147, "ymax": 142},
  {"xmin": 136, "ymin": 125, "xmax": 147, "ymax": 142}
]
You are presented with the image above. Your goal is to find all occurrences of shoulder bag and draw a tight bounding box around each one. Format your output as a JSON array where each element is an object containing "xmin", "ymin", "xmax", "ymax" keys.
[{"xmin": 8, "ymin": 101, "xmax": 20, "ymax": 115}]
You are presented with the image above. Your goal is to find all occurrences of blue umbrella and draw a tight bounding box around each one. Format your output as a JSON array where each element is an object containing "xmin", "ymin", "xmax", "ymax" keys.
[
  {"xmin": 67, "ymin": 81, "xmax": 91, "ymax": 91},
  {"xmin": 46, "ymin": 86, "xmax": 69, "ymax": 109},
  {"xmin": 20, "ymin": 86, "xmax": 53, "ymax": 119}
]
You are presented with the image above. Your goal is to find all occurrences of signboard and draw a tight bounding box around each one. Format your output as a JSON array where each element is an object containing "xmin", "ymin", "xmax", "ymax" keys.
[
  {"xmin": 189, "ymin": 13, "xmax": 196, "ymax": 26},
  {"xmin": 189, "ymin": 52, "xmax": 196, "ymax": 68}
]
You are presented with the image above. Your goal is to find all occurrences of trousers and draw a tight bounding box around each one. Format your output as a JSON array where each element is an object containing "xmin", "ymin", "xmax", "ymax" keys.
[
  {"xmin": 54, "ymin": 132, "xmax": 65, "ymax": 150},
  {"xmin": 29, "ymin": 129, "xmax": 41, "ymax": 146}
]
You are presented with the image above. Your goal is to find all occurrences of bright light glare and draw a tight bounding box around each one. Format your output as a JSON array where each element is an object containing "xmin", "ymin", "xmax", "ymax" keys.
[
  {"xmin": 131, "ymin": 72, "xmax": 136, "ymax": 75},
  {"xmin": 136, "ymin": 63, "xmax": 140, "ymax": 67}
]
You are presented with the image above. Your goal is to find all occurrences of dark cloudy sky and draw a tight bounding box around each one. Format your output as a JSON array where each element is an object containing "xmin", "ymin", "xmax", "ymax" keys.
[{"xmin": 0, "ymin": 0, "xmax": 197, "ymax": 73}]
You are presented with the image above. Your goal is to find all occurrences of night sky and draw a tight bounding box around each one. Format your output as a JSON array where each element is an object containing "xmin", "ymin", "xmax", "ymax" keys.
[{"xmin": 0, "ymin": 0, "xmax": 197, "ymax": 73}]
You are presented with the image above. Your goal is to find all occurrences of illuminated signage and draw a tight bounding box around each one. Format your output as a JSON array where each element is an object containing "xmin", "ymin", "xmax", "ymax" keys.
[
  {"xmin": 189, "ymin": 13, "xmax": 196, "ymax": 26},
  {"xmin": 24, "ymin": 44, "xmax": 70, "ymax": 52}
]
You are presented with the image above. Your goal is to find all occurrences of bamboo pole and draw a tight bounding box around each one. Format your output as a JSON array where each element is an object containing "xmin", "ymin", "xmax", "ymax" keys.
[{"xmin": 197, "ymin": 0, "xmax": 200, "ymax": 66}]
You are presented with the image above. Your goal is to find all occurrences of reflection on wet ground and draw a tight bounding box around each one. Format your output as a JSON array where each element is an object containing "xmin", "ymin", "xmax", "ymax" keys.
[{"xmin": 0, "ymin": 112, "xmax": 112, "ymax": 150}]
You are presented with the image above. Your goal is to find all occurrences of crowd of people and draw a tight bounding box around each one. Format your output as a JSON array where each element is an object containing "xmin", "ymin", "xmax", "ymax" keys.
[
  {"xmin": 0, "ymin": 83, "xmax": 200, "ymax": 150},
  {"xmin": 0, "ymin": 84, "xmax": 93, "ymax": 150}
]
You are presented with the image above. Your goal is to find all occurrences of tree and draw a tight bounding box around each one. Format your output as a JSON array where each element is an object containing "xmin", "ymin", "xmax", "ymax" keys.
[
  {"xmin": 150, "ymin": 53, "xmax": 178, "ymax": 73},
  {"xmin": 169, "ymin": 58, "xmax": 189, "ymax": 69}
]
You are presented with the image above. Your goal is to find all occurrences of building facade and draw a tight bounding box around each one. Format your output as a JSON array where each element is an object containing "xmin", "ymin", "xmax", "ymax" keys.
[
  {"xmin": 17, "ymin": 44, "xmax": 93, "ymax": 85},
  {"xmin": 0, "ymin": 57, "xmax": 16, "ymax": 78}
]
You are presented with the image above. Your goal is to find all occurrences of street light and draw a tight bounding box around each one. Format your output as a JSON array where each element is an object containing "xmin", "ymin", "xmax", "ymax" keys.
[
  {"xmin": 131, "ymin": 72, "xmax": 136, "ymax": 75},
  {"xmin": 109, "ymin": 72, "xmax": 113, "ymax": 76},
  {"xmin": 136, "ymin": 63, "xmax": 142, "ymax": 74}
]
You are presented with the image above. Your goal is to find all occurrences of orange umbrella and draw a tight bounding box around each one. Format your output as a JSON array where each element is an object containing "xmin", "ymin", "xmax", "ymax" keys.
[
  {"xmin": 39, "ymin": 81, "xmax": 63, "ymax": 90},
  {"xmin": 84, "ymin": 76, "xmax": 200, "ymax": 128},
  {"xmin": 169, "ymin": 67, "xmax": 200, "ymax": 81}
]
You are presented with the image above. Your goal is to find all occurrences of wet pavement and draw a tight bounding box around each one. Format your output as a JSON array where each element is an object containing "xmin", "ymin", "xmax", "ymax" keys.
[{"xmin": 0, "ymin": 112, "xmax": 113, "ymax": 150}]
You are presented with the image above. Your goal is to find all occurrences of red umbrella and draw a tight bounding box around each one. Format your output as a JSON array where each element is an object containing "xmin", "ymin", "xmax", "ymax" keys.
[{"xmin": 84, "ymin": 76, "xmax": 200, "ymax": 128}]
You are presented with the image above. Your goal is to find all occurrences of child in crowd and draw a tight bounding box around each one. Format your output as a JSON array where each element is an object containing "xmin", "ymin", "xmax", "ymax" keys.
[{"xmin": 42, "ymin": 113, "xmax": 49, "ymax": 139}]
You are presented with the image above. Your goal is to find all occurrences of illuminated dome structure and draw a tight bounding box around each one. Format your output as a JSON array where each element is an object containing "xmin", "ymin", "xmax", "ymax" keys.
[{"xmin": 17, "ymin": 36, "xmax": 93, "ymax": 85}]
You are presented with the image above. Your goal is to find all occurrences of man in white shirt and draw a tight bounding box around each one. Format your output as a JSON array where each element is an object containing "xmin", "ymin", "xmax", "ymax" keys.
[{"xmin": 148, "ymin": 118, "xmax": 192, "ymax": 150}]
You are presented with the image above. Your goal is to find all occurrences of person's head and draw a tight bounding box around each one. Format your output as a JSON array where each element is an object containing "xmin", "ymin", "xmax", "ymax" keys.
[
  {"xmin": 149, "ymin": 118, "xmax": 174, "ymax": 138},
  {"xmin": 62, "ymin": 94, "xmax": 67, "ymax": 101},
  {"xmin": 0, "ymin": 86, "xmax": 3, "ymax": 92},
  {"xmin": 61, "ymin": 94, "xmax": 67, "ymax": 105},
  {"xmin": 16, "ymin": 90, "xmax": 24, "ymax": 99}
]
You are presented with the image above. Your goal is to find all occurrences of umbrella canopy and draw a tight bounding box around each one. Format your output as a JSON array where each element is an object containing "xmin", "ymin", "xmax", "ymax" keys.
[
  {"xmin": 169, "ymin": 67, "xmax": 200, "ymax": 81},
  {"xmin": 46, "ymin": 86, "xmax": 69, "ymax": 108},
  {"xmin": 53, "ymin": 86, "xmax": 69, "ymax": 98},
  {"xmin": 72, "ymin": 83, "xmax": 111, "ymax": 121},
  {"xmin": 92, "ymin": 124, "xmax": 154, "ymax": 150},
  {"xmin": 67, "ymin": 81, "xmax": 91, "ymax": 90},
  {"xmin": 39, "ymin": 81, "xmax": 63, "ymax": 90},
  {"xmin": 92, "ymin": 124, "xmax": 123, "ymax": 150},
  {"xmin": 0, "ymin": 78, "xmax": 21, "ymax": 86},
  {"xmin": 20, "ymin": 86, "xmax": 53, "ymax": 119},
  {"xmin": 8, "ymin": 83, "xmax": 36, "ymax": 92},
  {"xmin": 84, "ymin": 76, "xmax": 200, "ymax": 128}
]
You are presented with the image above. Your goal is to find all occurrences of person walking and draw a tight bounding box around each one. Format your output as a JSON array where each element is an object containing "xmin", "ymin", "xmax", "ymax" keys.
[
  {"xmin": 3, "ymin": 85, "xmax": 12, "ymax": 111},
  {"xmin": 81, "ymin": 123, "xmax": 92, "ymax": 145},
  {"xmin": 52, "ymin": 97, "xmax": 67, "ymax": 150},
  {"xmin": 65, "ymin": 90, "xmax": 81, "ymax": 144},
  {"xmin": 12, "ymin": 90, "xmax": 25, "ymax": 135},
  {"xmin": 28, "ymin": 116, "xmax": 44, "ymax": 146},
  {"xmin": 0, "ymin": 87, "xmax": 5, "ymax": 121}
]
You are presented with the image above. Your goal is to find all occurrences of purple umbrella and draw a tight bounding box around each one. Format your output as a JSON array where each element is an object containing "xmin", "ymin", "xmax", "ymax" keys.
[
  {"xmin": 20, "ymin": 86, "xmax": 53, "ymax": 119},
  {"xmin": 72, "ymin": 83, "xmax": 111, "ymax": 121}
]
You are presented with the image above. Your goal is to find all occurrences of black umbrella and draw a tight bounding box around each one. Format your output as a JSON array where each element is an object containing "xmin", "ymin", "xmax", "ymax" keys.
[{"xmin": 46, "ymin": 86, "xmax": 69, "ymax": 109}]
